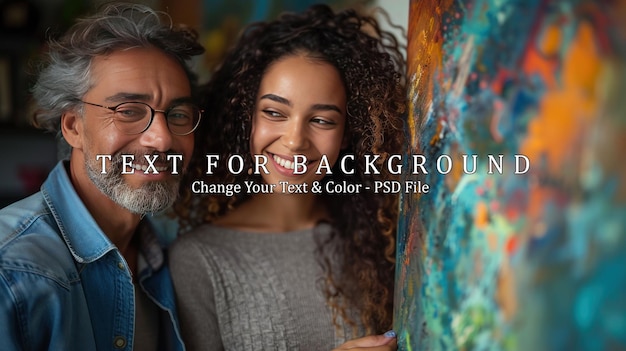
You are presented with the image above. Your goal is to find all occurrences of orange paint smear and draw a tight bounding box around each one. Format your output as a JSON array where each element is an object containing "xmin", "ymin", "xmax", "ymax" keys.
[
  {"xmin": 521, "ymin": 21, "xmax": 602, "ymax": 176},
  {"xmin": 505, "ymin": 236, "xmax": 519, "ymax": 255},
  {"xmin": 407, "ymin": 0, "xmax": 454, "ymax": 149},
  {"xmin": 522, "ymin": 23, "xmax": 561, "ymax": 89},
  {"xmin": 474, "ymin": 201, "xmax": 489, "ymax": 229}
]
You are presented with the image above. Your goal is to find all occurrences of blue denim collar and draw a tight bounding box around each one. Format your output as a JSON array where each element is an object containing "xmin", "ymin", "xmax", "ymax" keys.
[
  {"xmin": 41, "ymin": 161, "xmax": 168, "ymax": 274},
  {"xmin": 41, "ymin": 161, "xmax": 116, "ymax": 263}
]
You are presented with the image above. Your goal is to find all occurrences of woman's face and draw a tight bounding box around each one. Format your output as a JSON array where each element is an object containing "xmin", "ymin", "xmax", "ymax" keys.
[{"xmin": 250, "ymin": 54, "xmax": 347, "ymax": 189}]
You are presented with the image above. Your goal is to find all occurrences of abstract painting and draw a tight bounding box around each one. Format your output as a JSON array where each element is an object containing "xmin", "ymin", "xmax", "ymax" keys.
[{"xmin": 395, "ymin": 0, "xmax": 626, "ymax": 350}]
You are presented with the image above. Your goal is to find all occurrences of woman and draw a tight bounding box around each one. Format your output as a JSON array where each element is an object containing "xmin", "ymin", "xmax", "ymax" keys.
[{"xmin": 172, "ymin": 4, "xmax": 406, "ymax": 350}]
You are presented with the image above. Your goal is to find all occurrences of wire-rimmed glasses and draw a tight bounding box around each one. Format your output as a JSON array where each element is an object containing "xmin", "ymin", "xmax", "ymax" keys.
[{"xmin": 79, "ymin": 100, "xmax": 202, "ymax": 136}]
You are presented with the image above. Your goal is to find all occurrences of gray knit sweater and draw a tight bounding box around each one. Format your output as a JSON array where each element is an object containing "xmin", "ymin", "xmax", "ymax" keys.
[{"xmin": 169, "ymin": 223, "xmax": 360, "ymax": 351}]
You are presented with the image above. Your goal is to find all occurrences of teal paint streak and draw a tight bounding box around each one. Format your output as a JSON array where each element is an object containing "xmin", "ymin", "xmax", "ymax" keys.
[{"xmin": 396, "ymin": 0, "xmax": 626, "ymax": 350}]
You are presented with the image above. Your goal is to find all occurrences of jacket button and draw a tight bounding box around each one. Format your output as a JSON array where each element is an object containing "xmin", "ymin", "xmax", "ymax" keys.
[
  {"xmin": 114, "ymin": 336, "xmax": 127, "ymax": 348},
  {"xmin": 117, "ymin": 261, "xmax": 125, "ymax": 270}
]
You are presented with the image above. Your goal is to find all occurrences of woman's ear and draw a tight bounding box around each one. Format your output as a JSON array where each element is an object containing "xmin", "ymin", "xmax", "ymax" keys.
[{"xmin": 61, "ymin": 111, "xmax": 83, "ymax": 150}]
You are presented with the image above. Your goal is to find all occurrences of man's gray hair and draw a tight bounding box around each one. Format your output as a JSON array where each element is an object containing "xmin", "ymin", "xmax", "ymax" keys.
[{"xmin": 31, "ymin": 2, "xmax": 204, "ymax": 134}]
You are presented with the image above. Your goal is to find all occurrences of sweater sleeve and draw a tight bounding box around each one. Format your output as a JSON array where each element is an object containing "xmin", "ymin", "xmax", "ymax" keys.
[{"xmin": 170, "ymin": 235, "xmax": 224, "ymax": 351}]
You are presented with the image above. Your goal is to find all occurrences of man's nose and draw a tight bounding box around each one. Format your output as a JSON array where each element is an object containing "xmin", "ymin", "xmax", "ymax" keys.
[{"xmin": 139, "ymin": 112, "xmax": 173, "ymax": 152}]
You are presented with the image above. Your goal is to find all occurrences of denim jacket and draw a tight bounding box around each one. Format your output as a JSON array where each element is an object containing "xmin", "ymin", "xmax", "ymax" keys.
[{"xmin": 0, "ymin": 161, "xmax": 185, "ymax": 351}]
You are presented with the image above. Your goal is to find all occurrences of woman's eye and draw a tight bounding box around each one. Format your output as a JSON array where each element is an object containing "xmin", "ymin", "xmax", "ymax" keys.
[
  {"xmin": 263, "ymin": 110, "xmax": 283, "ymax": 118},
  {"xmin": 311, "ymin": 117, "xmax": 335, "ymax": 125}
]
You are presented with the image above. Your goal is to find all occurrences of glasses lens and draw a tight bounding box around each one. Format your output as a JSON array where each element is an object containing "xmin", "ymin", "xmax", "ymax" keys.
[
  {"xmin": 167, "ymin": 103, "xmax": 201, "ymax": 135},
  {"xmin": 113, "ymin": 103, "xmax": 151, "ymax": 134}
]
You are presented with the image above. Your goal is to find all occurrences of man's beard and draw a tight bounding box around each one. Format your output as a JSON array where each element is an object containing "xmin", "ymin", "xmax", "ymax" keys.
[{"xmin": 86, "ymin": 151, "xmax": 182, "ymax": 215}]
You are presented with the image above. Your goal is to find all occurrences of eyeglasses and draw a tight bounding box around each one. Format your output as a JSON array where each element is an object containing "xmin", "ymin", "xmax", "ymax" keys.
[{"xmin": 79, "ymin": 100, "xmax": 202, "ymax": 136}]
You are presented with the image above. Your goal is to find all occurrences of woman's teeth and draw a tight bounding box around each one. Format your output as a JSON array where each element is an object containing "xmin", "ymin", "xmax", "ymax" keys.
[{"xmin": 273, "ymin": 154, "xmax": 295, "ymax": 170}]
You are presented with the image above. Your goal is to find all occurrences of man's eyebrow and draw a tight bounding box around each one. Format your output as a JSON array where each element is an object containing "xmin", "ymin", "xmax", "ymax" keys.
[
  {"xmin": 259, "ymin": 94, "xmax": 292, "ymax": 107},
  {"xmin": 170, "ymin": 97, "xmax": 195, "ymax": 105},
  {"xmin": 104, "ymin": 93, "xmax": 152, "ymax": 103},
  {"xmin": 104, "ymin": 94, "xmax": 195, "ymax": 105}
]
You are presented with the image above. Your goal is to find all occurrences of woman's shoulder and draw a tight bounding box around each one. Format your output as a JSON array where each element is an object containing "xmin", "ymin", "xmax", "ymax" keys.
[
  {"xmin": 210, "ymin": 199, "xmax": 270, "ymax": 232},
  {"xmin": 168, "ymin": 223, "xmax": 247, "ymax": 268},
  {"xmin": 174, "ymin": 222, "xmax": 275, "ymax": 253}
]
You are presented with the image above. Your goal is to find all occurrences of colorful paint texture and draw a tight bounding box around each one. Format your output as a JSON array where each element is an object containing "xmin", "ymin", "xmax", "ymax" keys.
[{"xmin": 395, "ymin": 0, "xmax": 626, "ymax": 350}]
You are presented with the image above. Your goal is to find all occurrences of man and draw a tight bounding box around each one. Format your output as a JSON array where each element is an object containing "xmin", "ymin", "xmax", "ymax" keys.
[{"xmin": 0, "ymin": 3, "xmax": 203, "ymax": 350}]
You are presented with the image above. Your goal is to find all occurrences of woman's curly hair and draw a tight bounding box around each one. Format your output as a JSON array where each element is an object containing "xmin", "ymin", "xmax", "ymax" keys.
[{"xmin": 175, "ymin": 4, "xmax": 406, "ymax": 335}]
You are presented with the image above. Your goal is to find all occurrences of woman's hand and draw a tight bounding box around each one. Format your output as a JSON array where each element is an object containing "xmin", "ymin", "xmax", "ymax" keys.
[{"xmin": 332, "ymin": 330, "xmax": 397, "ymax": 351}]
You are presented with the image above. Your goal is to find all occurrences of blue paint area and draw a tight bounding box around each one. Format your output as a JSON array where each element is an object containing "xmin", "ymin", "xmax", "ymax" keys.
[{"xmin": 396, "ymin": 0, "xmax": 626, "ymax": 350}]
